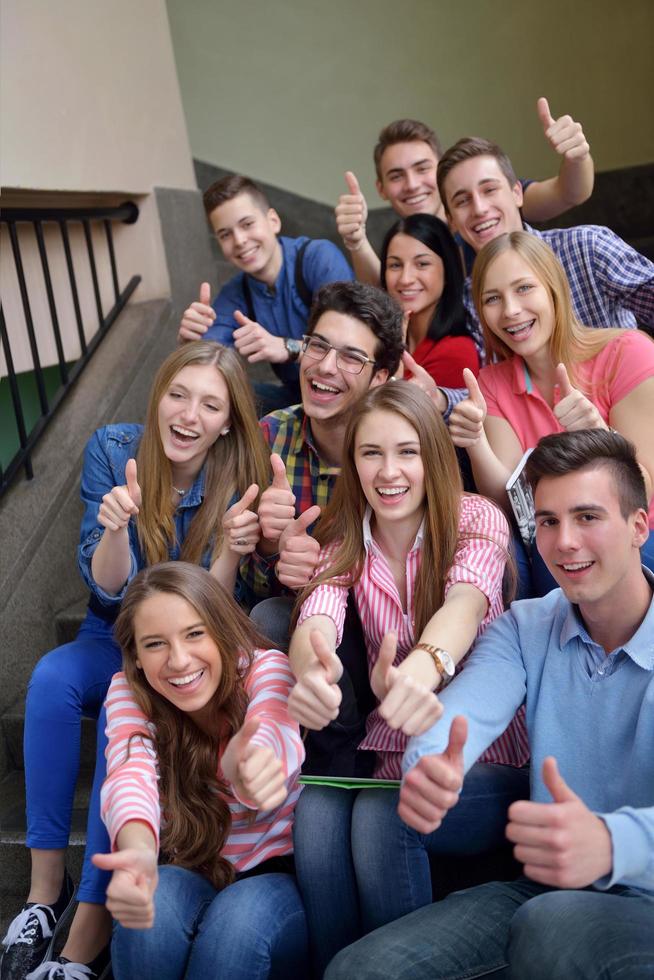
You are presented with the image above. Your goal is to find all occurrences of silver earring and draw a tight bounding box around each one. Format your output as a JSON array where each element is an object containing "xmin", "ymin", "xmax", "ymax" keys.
[{"xmin": 221, "ymin": 427, "xmax": 230, "ymax": 436}]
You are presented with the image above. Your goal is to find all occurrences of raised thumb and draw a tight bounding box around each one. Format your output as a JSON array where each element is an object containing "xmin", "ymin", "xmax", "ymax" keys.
[
  {"xmin": 236, "ymin": 716, "xmax": 261, "ymax": 754},
  {"xmin": 200, "ymin": 281, "xmax": 211, "ymax": 306},
  {"xmin": 377, "ymin": 631, "xmax": 398, "ymax": 680},
  {"xmin": 542, "ymin": 756, "xmax": 577, "ymax": 803},
  {"xmin": 463, "ymin": 368, "xmax": 485, "ymax": 410},
  {"xmin": 125, "ymin": 458, "xmax": 141, "ymax": 508},
  {"xmin": 291, "ymin": 504, "xmax": 321, "ymax": 536},
  {"xmin": 444, "ymin": 715, "xmax": 467, "ymax": 763},
  {"xmin": 271, "ymin": 453, "xmax": 291, "ymax": 491},
  {"xmin": 345, "ymin": 170, "xmax": 361, "ymax": 196},
  {"xmin": 537, "ymin": 97, "xmax": 555, "ymax": 131},
  {"xmin": 555, "ymin": 363, "xmax": 574, "ymax": 398}
]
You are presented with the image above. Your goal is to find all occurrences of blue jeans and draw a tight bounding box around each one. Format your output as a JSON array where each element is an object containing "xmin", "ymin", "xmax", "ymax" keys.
[
  {"xmin": 325, "ymin": 877, "xmax": 654, "ymax": 979},
  {"xmin": 111, "ymin": 865, "xmax": 308, "ymax": 980},
  {"xmin": 24, "ymin": 607, "xmax": 116, "ymax": 903},
  {"xmin": 293, "ymin": 763, "xmax": 529, "ymax": 976}
]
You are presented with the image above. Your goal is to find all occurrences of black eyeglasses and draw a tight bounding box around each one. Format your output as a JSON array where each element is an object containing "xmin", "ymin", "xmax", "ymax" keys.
[{"xmin": 301, "ymin": 336, "xmax": 376, "ymax": 375}]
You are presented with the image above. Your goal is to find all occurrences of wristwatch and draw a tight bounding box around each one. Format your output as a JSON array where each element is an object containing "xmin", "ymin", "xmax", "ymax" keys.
[
  {"xmin": 285, "ymin": 338, "xmax": 302, "ymax": 362},
  {"xmin": 414, "ymin": 643, "xmax": 456, "ymax": 685}
]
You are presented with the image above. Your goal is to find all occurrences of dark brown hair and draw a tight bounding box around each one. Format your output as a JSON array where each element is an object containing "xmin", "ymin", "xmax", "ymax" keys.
[
  {"xmin": 374, "ymin": 119, "xmax": 442, "ymax": 180},
  {"xmin": 114, "ymin": 562, "xmax": 271, "ymax": 889},
  {"xmin": 526, "ymin": 430, "xmax": 648, "ymax": 520},
  {"xmin": 203, "ymin": 174, "xmax": 270, "ymax": 216}
]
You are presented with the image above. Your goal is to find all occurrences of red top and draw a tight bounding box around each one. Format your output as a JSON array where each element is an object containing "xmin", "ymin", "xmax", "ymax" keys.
[{"xmin": 406, "ymin": 335, "xmax": 480, "ymax": 388}]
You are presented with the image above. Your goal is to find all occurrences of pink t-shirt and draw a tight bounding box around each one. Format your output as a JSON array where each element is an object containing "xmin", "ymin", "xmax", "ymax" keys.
[{"xmin": 479, "ymin": 331, "xmax": 654, "ymax": 525}]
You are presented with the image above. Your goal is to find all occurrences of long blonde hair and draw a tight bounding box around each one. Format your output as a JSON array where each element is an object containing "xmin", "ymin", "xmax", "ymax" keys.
[
  {"xmin": 136, "ymin": 342, "xmax": 270, "ymax": 566},
  {"xmin": 295, "ymin": 383, "xmax": 464, "ymax": 636},
  {"xmin": 472, "ymin": 232, "xmax": 626, "ymax": 390},
  {"xmin": 115, "ymin": 562, "xmax": 271, "ymax": 889}
]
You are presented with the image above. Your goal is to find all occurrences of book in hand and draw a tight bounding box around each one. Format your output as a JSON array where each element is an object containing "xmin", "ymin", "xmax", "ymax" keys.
[{"xmin": 506, "ymin": 449, "xmax": 536, "ymax": 548}]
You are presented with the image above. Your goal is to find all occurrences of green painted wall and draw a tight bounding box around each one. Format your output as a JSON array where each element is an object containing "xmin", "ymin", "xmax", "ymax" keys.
[{"xmin": 166, "ymin": 0, "xmax": 654, "ymax": 206}]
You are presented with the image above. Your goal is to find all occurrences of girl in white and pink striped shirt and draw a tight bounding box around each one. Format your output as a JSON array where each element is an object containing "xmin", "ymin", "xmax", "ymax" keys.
[
  {"xmin": 92, "ymin": 562, "xmax": 308, "ymax": 980},
  {"xmin": 288, "ymin": 382, "xmax": 529, "ymax": 975}
]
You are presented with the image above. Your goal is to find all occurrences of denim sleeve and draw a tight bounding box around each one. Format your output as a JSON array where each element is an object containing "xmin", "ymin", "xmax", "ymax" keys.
[
  {"xmin": 595, "ymin": 806, "xmax": 654, "ymax": 892},
  {"xmin": 303, "ymin": 239, "xmax": 354, "ymax": 288},
  {"xmin": 77, "ymin": 430, "xmax": 139, "ymax": 606},
  {"xmin": 402, "ymin": 610, "xmax": 527, "ymax": 777}
]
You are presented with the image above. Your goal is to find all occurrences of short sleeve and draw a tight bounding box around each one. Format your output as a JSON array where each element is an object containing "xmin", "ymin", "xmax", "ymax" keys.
[{"xmin": 446, "ymin": 495, "xmax": 510, "ymax": 626}]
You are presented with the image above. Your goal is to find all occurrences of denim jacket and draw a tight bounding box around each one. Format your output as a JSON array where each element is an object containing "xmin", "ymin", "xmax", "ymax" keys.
[{"xmin": 78, "ymin": 424, "xmax": 213, "ymax": 619}]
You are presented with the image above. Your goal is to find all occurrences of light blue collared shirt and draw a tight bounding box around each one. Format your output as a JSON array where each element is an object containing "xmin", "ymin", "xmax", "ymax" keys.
[{"xmin": 403, "ymin": 573, "xmax": 654, "ymax": 893}]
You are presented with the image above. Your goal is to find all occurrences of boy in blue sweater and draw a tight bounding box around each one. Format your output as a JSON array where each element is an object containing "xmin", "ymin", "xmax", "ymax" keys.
[
  {"xmin": 327, "ymin": 429, "xmax": 654, "ymax": 980},
  {"xmin": 178, "ymin": 175, "xmax": 353, "ymax": 415}
]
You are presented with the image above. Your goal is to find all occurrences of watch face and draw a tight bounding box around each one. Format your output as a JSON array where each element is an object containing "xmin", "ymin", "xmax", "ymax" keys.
[
  {"xmin": 286, "ymin": 339, "xmax": 302, "ymax": 360},
  {"xmin": 439, "ymin": 649, "xmax": 455, "ymax": 676}
]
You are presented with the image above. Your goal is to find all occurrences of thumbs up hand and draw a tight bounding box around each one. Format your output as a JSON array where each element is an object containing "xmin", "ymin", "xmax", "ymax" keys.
[
  {"xmin": 92, "ymin": 847, "xmax": 158, "ymax": 929},
  {"xmin": 402, "ymin": 350, "xmax": 447, "ymax": 414},
  {"xmin": 398, "ymin": 716, "xmax": 467, "ymax": 833},
  {"xmin": 335, "ymin": 171, "xmax": 369, "ymax": 252},
  {"xmin": 259, "ymin": 454, "xmax": 296, "ymax": 544},
  {"xmin": 276, "ymin": 505, "xmax": 322, "ymax": 589},
  {"xmin": 233, "ymin": 310, "xmax": 288, "ymax": 364},
  {"xmin": 221, "ymin": 716, "xmax": 288, "ymax": 812},
  {"xmin": 288, "ymin": 629, "xmax": 343, "ymax": 730},
  {"xmin": 373, "ymin": 632, "xmax": 443, "ymax": 736},
  {"xmin": 553, "ymin": 363, "xmax": 606, "ymax": 431},
  {"xmin": 222, "ymin": 484, "xmax": 261, "ymax": 555},
  {"xmin": 98, "ymin": 458, "xmax": 142, "ymax": 531},
  {"xmin": 178, "ymin": 282, "xmax": 216, "ymax": 342},
  {"xmin": 448, "ymin": 368, "xmax": 488, "ymax": 448},
  {"xmin": 537, "ymin": 97, "xmax": 590, "ymax": 162},
  {"xmin": 505, "ymin": 756, "xmax": 613, "ymax": 888}
]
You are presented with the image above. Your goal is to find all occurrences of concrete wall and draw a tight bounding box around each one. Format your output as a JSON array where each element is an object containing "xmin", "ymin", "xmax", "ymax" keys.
[
  {"xmin": 167, "ymin": 0, "xmax": 654, "ymax": 207},
  {"xmin": 1, "ymin": 0, "xmax": 200, "ymax": 373}
]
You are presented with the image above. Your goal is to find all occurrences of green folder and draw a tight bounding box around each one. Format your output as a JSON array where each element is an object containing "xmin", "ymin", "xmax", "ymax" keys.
[{"xmin": 298, "ymin": 775, "xmax": 401, "ymax": 790}]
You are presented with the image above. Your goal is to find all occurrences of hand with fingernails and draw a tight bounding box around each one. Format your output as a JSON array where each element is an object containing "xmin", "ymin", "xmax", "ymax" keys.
[
  {"xmin": 506, "ymin": 756, "xmax": 613, "ymax": 887},
  {"xmin": 220, "ymin": 716, "xmax": 288, "ymax": 811},
  {"xmin": 288, "ymin": 629, "xmax": 343, "ymax": 730},
  {"xmin": 553, "ymin": 363, "xmax": 607, "ymax": 431},
  {"xmin": 178, "ymin": 282, "xmax": 215, "ymax": 343},
  {"xmin": 537, "ymin": 97, "xmax": 590, "ymax": 162},
  {"xmin": 371, "ymin": 632, "xmax": 443, "ymax": 737},
  {"xmin": 92, "ymin": 847, "xmax": 158, "ymax": 930},
  {"xmin": 233, "ymin": 310, "xmax": 288, "ymax": 364},
  {"xmin": 402, "ymin": 350, "xmax": 447, "ymax": 414},
  {"xmin": 98, "ymin": 458, "xmax": 142, "ymax": 531},
  {"xmin": 448, "ymin": 368, "xmax": 488, "ymax": 448},
  {"xmin": 258, "ymin": 454, "xmax": 296, "ymax": 545},
  {"xmin": 335, "ymin": 171, "xmax": 369, "ymax": 252},
  {"xmin": 398, "ymin": 716, "xmax": 467, "ymax": 834},
  {"xmin": 276, "ymin": 505, "xmax": 322, "ymax": 589},
  {"xmin": 222, "ymin": 484, "xmax": 261, "ymax": 555}
]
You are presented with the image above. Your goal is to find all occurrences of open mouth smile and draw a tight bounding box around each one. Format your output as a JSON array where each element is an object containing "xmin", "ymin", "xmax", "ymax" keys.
[
  {"xmin": 170, "ymin": 425, "xmax": 200, "ymax": 446},
  {"xmin": 168, "ymin": 668, "xmax": 205, "ymax": 688}
]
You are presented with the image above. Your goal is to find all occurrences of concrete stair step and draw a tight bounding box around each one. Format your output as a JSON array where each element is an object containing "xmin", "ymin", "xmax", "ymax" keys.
[
  {"xmin": 1, "ymin": 711, "xmax": 98, "ymax": 773},
  {"xmin": 0, "ymin": 770, "xmax": 88, "ymax": 931}
]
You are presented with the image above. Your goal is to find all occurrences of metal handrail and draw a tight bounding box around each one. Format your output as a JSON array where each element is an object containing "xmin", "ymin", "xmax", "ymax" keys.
[{"xmin": 1, "ymin": 200, "xmax": 142, "ymax": 496}]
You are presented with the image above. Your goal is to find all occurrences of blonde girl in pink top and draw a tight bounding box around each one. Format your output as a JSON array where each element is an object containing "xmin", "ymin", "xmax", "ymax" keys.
[
  {"xmin": 92, "ymin": 562, "xmax": 307, "ymax": 980},
  {"xmin": 449, "ymin": 231, "xmax": 654, "ymax": 580}
]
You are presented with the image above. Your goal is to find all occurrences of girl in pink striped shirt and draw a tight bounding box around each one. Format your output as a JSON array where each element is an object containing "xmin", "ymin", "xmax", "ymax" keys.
[
  {"xmin": 92, "ymin": 562, "xmax": 308, "ymax": 980},
  {"xmin": 288, "ymin": 383, "xmax": 529, "ymax": 974}
]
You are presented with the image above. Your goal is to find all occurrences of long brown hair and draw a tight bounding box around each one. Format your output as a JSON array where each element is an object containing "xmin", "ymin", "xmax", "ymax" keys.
[
  {"xmin": 295, "ymin": 383, "xmax": 463, "ymax": 636},
  {"xmin": 114, "ymin": 561, "xmax": 271, "ymax": 889},
  {"xmin": 472, "ymin": 232, "xmax": 627, "ymax": 391},
  {"xmin": 136, "ymin": 342, "xmax": 270, "ymax": 566}
]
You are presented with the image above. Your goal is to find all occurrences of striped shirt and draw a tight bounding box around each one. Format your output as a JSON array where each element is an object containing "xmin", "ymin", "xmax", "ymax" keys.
[
  {"xmin": 241, "ymin": 405, "xmax": 338, "ymax": 600},
  {"xmin": 101, "ymin": 649, "xmax": 304, "ymax": 872},
  {"xmin": 463, "ymin": 222, "xmax": 654, "ymax": 350},
  {"xmin": 298, "ymin": 494, "xmax": 529, "ymax": 778}
]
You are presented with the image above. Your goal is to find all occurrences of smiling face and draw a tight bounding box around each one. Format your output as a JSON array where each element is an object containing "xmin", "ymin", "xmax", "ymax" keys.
[
  {"xmin": 376, "ymin": 141, "xmax": 442, "ymax": 219},
  {"xmin": 384, "ymin": 232, "xmax": 445, "ymax": 320},
  {"xmin": 208, "ymin": 192, "xmax": 282, "ymax": 286},
  {"xmin": 134, "ymin": 592, "xmax": 223, "ymax": 731},
  {"xmin": 354, "ymin": 408, "xmax": 426, "ymax": 532},
  {"xmin": 534, "ymin": 467, "xmax": 649, "ymax": 612},
  {"xmin": 442, "ymin": 156, "xmax": 523, "ymax": 252},
  {"xmin": 157, "ymin": 364, "xmax": 231, "ymax": 481},
  {"xmin": 299, "ymin": 311, "xmax": 387, "ymax": 424},
  {"xmin": 479, "ymin": 249, "xmax": 555, "ymax": 361}
]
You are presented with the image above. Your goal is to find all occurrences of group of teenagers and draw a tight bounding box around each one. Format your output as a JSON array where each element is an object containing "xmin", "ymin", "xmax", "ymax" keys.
[{"xmin": 2, "ymin": 99, "xmax": 653, "ymax": 980}]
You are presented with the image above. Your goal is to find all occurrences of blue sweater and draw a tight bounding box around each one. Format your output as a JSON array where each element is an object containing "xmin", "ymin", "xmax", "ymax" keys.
[{"xmin": 404, "ymin": 575, "xmax": 654, "ymax": 893}]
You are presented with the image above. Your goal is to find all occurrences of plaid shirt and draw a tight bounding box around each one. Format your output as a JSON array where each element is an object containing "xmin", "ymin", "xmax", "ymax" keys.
[
  {"xmin": 463, "ymin": 222, "xmax": 654, "ymax": 351},
  {"xmin": 240, "ymin": 405, "xmax": 339, "ymax": 600}
]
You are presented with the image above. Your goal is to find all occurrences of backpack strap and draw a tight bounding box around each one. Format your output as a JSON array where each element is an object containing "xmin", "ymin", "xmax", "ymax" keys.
[
  {"xmin": 294, "ymin": 239, "xmax": 313, "ymax": 310},
  {"xmin": 240, "ymin": 274, "xmax": 256, "ymax": 322}
]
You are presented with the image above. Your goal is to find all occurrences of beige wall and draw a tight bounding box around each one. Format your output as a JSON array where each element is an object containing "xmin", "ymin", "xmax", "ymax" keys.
[
  {"xmin": 167, "ymin": 0, "xmax": 654, "ymax": 207},
  {"xmin": 1, "ymin": 0, "xmax": 197, "ymax": 373}
]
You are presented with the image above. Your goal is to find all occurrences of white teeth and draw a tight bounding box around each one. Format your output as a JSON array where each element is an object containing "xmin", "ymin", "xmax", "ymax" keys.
[
  {"xmin": 169, "ymin": 669, "xmax": 203, "ymax": 687},
  {"xmin": 172, "ymin": 425, "xmax": 199, "ymax": 439},
  {"xmin": 561, "ymin": 561, "xmax": 593, "ymax": 571},
  {"xmin": 473, "ymin": 219, "xmax": 498, "ymax": 232},
  {"xmin": 377, "ymin": 487, "xmax": 408, "ymax": 496},
  {"xmin": 312, "ymin": 381, "xmax": 340, "ymax": 393},
  {"xmin": 404, "ymin": 193, "xmax": 428, "ymax": 205},
  {"xmin": 238, "ymin": 246, "xmax": 257, "ymax": 259},
  {"xmin": 506, "ymin": 320, "xmax": 534, "ymax": 335}
]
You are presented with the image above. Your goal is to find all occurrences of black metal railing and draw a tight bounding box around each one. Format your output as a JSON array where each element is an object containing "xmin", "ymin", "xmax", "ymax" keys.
[{"xmin": 1, "ymin": 201, "xmax": 141, "ymax": 496}]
